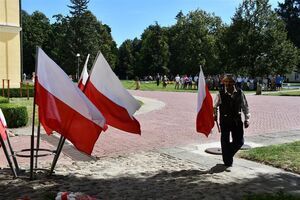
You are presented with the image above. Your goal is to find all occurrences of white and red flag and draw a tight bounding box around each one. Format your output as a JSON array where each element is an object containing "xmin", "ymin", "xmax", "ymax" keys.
[
  {"xmin": 35, "ymin": 48, "xmax": 106, "ymax": 155},
  {"xmin": 0, "ymin": 109, "xmax": 7, "ymax": 144},
  {"xmin": 78, "ymin": 54, "xmax": 90, "ymax": 91},
  {"xmin": 196, "ymin": 66, "xmax": 214, "ymax": 136},
  {"xmin": 84, "ymin": 52, "xmax": 141, "ymax": 134}
]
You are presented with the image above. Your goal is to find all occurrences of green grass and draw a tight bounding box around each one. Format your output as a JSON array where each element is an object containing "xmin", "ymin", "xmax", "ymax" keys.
[
  {"xmin": 122, "ymin": 80, "xmax": 200, "ymax": 93},
  {"xmin": 122, "ymin": 80, "xmax": 258, "ymax": 94},
  {"xmin": 239, "ymin": 141, "xmax": 300, "ymax": 174},
  {"xmin": 283, "ymin": 83, "xmax": 300, "ymax": 87},
  {"xmin": 8, "ymin": 97, "xmax": 36, "ymax": 126},
  {"xmin": 263, "ymin": 90, "xmax": 300, "ymax": 96}
]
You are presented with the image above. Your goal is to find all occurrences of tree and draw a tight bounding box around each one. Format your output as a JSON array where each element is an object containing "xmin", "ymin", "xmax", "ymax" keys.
[
  {"xmin": 139, "ymin": 22, "xmax": 170, "ymax": 76},
  {"xmin": 22, "ymin": 11, "xmax": 51, "ymax": 75},
  {"xmin": 61, "ymin": 0, "xmax": 117, "ymax": 76},
  {"xmin": 276, "ymin": 0, "xmax": 300, "ymax": 49},
  {"xmin": 221, "ymin": 0, "xmax": 299, "ymax": 77},
  {"xmin": 168, "ymin": 10, "xmax": 223, "ymax": 76},
  {"xmin": 116, "ymin": 39, "xmax": 135, "ymax": 79},
  {"xmin": 68, "ymin": 0, "xmax": 90, "ymax": 17}
]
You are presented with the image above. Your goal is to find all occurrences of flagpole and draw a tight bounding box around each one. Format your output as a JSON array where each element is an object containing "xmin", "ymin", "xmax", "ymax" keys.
[
  {"xmin": 30, "ymin": 46, "xmax": 39, "ymax": 180},
  {"xmin": 5, "ymin": 129, "xmax": 20, "ymax": 174},
  {"xmin": 0, "ymin": 133, "xmax": 17, "ymax": 177},
  {"xmin": 216, "ymin": 120, "xmax": 221, "ymax": 133},
  {"xmin": 49, "ymin": 135, "xmax": 66, "ymax": 176},
  {"xmin": 34, "ymin": 122, "xmax": 41, "ymax": 168}
]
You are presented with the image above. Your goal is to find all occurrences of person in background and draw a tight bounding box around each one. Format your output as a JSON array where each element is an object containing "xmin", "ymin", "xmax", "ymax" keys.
[
  {"xmin": 23, "ymin": 73, "xmax": 27, "ymax": 82},
  {"xmin": 135, "ymin": 76, "xmax": 141, "ymax": 90},
  {"xmin": 162, "ymin": 75, "xmax": 168, "ymax": 88},
  {"xmin": 213, "ymin": 74, "xmax": 250, "ymax": 167},
  {"xmin": 175, "ymin": 74, "xmax": 180, "ymax": 89},
  {"xmin": 156, "ymin": 73, "xmax": 160, "ymax": 86},
  {"xmin": 275, "ymin": 74, "xmax": 283, "ymax": 91},
  {"xmin": 194, "ymin": 74, "xmax": 199, "ymax": 89}
]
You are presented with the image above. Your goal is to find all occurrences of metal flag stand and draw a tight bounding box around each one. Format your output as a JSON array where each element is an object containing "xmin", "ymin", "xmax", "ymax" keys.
[
  {"xmin": 0, "ymin": 129, "xmax": 20, "ymax": 178},
  {"xmin": 14, "ymin": 47, "xmax": 66, "ymax": 180},
  {"xmin": 205, "ymin": 121, "xmax": 251, "ymax": 155}
]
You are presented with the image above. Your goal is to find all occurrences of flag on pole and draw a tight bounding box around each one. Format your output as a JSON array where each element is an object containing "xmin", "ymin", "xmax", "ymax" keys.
[
  {"xmin": 0, "ymin": 109, "xmax": 7, "ymax": 145},
  {"xmin": 84, "ymin": 52, "xmax": 141, "ymax": 134},
  {"xmin": 78, "ymin": 54, "xmax": 90, "ymax": 91},
  {"xmin": 196, "ymin": 66, "xmax": 214, "ymax": 136},
  {"xmin": 36, "ymin": 48, "xmax": 106, "ymax": 155}
]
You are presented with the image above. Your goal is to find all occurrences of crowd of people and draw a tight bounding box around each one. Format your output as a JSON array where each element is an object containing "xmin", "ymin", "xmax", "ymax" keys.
[{"xmin": 140, "ymin": 73, "xmax": 285, "ymax": 91}]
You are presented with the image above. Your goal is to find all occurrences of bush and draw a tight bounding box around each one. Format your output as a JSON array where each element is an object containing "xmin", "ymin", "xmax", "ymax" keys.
[
  {"xmin": 0, "ymin": 96, "xmax": 9, "ymax": 103},
  {"xmin": 0, "ymin": 103, "xmax": 28, "ymax": 128},
  {"xmin": 1, "ymin": 87, "xmax": 34, "ymax": 98}
]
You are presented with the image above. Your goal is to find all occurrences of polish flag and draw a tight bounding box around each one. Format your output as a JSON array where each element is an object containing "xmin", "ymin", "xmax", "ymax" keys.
[
  {"xmin": 78, "ymin": 54, "xmax": 90, "ymax": 91},
  {"xmin": 84, "ymin": 52, "xmax": 141, "ymax": 134},
  {"xmin": 36, "ymin": 48, "xmax": 106, "ymax": 155},
  {"xmin": 196, "ymin": 66, "xmax": 214, "ymax": 136},
  {"xmin": 0, "ymin": 109, "xmax": 7, "ymax": 144}
]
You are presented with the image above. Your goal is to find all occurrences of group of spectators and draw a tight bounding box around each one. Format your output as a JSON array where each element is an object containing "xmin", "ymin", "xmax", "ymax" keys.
[
  {"xmin": 205, "ymin": 74, "xmax": 284, "ymax": 91},
  {"xmin": 140, "ymin": 73, "xmax": 285, "ymax": 91},
  {"xmin": 149, "ymin": 73, "xmax": 199, "ymax": 90}
]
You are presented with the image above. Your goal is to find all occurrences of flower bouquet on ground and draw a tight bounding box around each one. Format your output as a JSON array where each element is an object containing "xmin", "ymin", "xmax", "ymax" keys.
[{"xmin": 55, "ymin": 192, "xmax": 97, "ymax": 200}]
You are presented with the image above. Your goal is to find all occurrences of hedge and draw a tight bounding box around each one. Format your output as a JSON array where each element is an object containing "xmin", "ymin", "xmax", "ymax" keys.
[
  {"xmin": 0, "ymin": 96, "xmax": 9, "ymax": 103},
  {"xmin": 0, "ymin": 103, "xmax": 28, "ymax": 128},
  {"xmin": 1, "ymin": 87, "xmax": 34, "ymax": 98}
]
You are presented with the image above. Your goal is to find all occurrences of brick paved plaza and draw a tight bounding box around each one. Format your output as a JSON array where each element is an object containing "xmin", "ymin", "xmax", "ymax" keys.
[{"xmin": 0, "ymin": 90, "xmax": 299, "ymax": 199}]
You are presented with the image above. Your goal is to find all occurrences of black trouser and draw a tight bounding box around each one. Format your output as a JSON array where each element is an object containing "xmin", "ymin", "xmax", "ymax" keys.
[{"xmin": 220, "ymin": 118, "xmax": 244, "ymax": 166}]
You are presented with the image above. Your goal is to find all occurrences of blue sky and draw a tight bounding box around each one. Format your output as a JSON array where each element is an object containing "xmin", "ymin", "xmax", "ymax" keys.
[{"xmin": 22, "ymin": 0, "xmax": 283, "ymax": 46}]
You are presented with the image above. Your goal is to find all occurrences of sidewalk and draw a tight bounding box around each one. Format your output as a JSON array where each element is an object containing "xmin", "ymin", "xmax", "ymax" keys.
[{"xmin": 0, "ymin": 130, "xmax": 299, "ymax": 199}]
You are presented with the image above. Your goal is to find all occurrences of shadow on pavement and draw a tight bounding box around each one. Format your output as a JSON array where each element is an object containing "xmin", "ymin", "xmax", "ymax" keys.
[{"xmin": 0, "ymin": 167, "xmax": 299, "ymax": 199}]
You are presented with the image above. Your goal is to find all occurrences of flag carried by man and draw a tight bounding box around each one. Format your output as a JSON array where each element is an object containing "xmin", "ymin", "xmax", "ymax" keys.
[
  {"xmin": 78, "ymin": 54, "xmax": 90, "ymax": 91},
  {"xmin": 196, "ymin": 66, "xmax": 214, "ymax": 136},
  {"xmin": 35, "ymin": 48, "xmax": 106, "ymax": 154},
  {"xmin": 0, "ymin": 109, "xmax": 7, "ymax": 146},
  {"xmin": 84, "ymin": 52, "xmax": 141, "ymax": 134}
]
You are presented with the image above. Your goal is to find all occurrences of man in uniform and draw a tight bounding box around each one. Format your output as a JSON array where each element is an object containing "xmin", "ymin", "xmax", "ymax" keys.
[{"xmin": 214, "ymin": 74, "xmax": 250, "ymax": 167}]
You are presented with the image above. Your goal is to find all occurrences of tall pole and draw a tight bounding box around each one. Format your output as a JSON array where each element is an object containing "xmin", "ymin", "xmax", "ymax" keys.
[
  {"xmin": 30, "ymin": 47, "xmax": 39, "ymax": 180},
  {"xmin": 76, "ymin": 53, "xmax": 80, "ymax": 80}
]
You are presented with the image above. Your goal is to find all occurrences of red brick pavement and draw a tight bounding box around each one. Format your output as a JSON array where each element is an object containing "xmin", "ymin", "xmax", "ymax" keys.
[
  {"xmin": 92, "ymin": 91, "xmax": 300, "ymax": 157},
  {"xmin": 1, "ymin": 91, "xmax": 300, "ymax": 166}
]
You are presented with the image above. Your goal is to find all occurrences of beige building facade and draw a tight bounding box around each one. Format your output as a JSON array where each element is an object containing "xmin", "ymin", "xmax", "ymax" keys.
[{"xmin": 0, "ymin": 0, "xmax": 22, "ymax": 88}]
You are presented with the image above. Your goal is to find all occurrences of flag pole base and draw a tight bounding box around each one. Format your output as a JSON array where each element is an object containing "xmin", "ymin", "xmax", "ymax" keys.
[
  {"xmin": 205, "ymin": 144, "xmax": 252, "ymax": 155},
  {"xmin": 205, "ymin": 147, "xmax": 222, "ymax": 155},
  {"xmin": 0, "ymin": 133, "xmax": 19, "ymax": 178},
  {"xmin": 15, "ymin": 148, "xmax": 55, "ymax": 158}
]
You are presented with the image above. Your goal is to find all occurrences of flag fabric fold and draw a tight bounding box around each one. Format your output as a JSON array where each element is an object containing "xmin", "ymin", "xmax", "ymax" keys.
[
  {"xmin": 196, "ymin": 67, "xmax": 214, "ymax": 136},
  {"xmin": 84, "ymin": 52, "xmax": 141, "ymax": 134},
  {"xmin": 78, "ymin": 54, "xmax": 90, "ymax": 91},
  {"xmin": 36, "ymin": 48, "xmax": 106, "ymax": 154},
  {"xmin": 0, "ymin": 109, "xmax": 7, "ymax": 145}
]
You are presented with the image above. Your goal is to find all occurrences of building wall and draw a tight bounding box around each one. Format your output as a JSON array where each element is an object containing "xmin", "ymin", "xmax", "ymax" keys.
[
  {"xmin": 285, "ymin": 70, "xmax": 300, "ymax": 83},
  {"xmin": 0, "ymin": 0, "xmax": 21, "ymax": 88}
]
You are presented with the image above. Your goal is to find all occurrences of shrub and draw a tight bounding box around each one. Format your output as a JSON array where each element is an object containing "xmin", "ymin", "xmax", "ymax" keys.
[
  {"xmin": 1, "ymin": 88, "xmax": 34, "ymax": 98},
  {"xmin": 0, "ymin": 96, "xmax": 9, "ymax": 103},
  {"xmin": 0, "ymin": 103, "xmax": 28, "ymax": 128}
]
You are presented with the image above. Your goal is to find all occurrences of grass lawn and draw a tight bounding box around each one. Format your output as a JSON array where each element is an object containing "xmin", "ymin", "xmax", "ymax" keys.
[
  {"xmin": 121, "ymin": 80, "xmax": 256, "ymax": 94},
  {"xmin": 122, "ymin": 80, "xmax": 200, "ymax": 93},
  {"xmin": 263, "ymin": 90, "xmax": 300, "ymax": 96},
  {"xmin": 8, "ymin": 97, "xmax": 35, "ymax": 126},
  {"xmin": 239, "ymin": 141, "xmax": 300, "ymax": 174}
]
